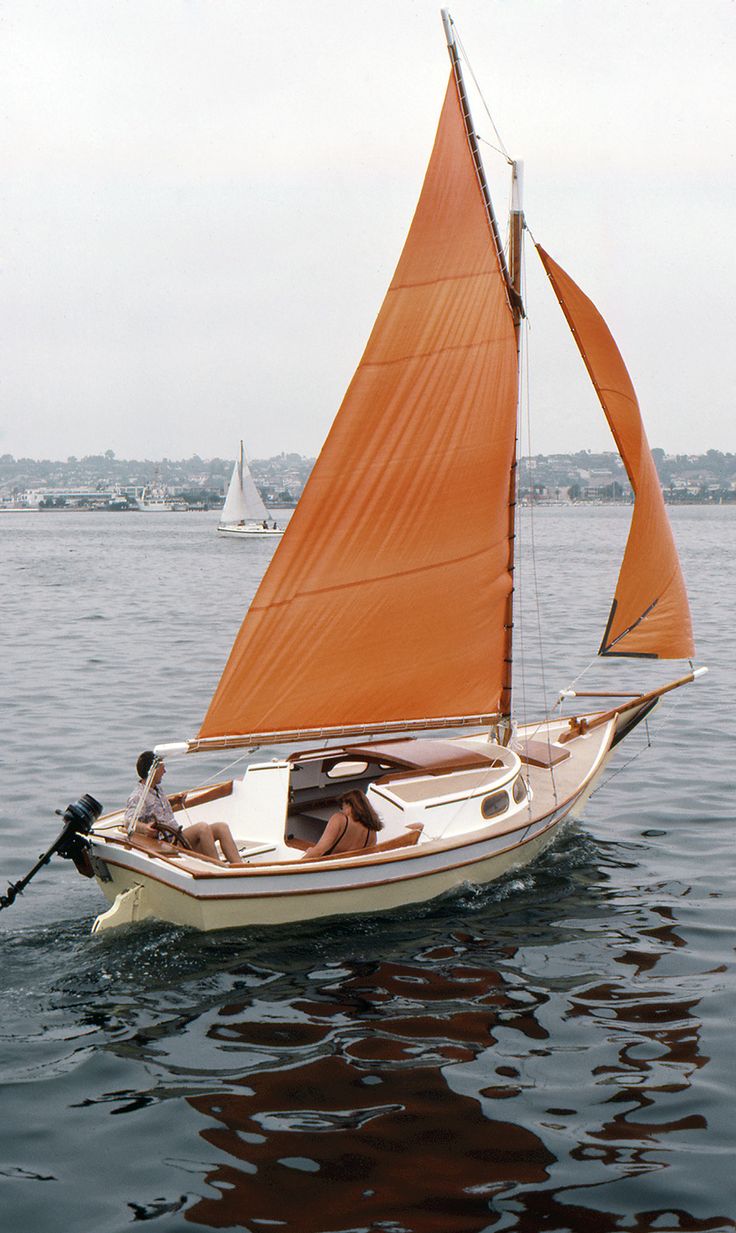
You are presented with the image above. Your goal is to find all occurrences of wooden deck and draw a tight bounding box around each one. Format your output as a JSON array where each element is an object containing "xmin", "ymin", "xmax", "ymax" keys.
[{"xmin": 517, "ymin": 719, "xmax": 613, "ymax": 822}]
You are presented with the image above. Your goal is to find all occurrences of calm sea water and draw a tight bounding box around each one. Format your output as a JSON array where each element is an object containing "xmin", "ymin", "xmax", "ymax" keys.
[{"xmin": 0, "ymin": 506, "xmax": 733, "ymax": 1232}]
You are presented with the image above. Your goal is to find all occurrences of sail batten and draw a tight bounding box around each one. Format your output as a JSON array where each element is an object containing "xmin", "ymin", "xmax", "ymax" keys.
[
  {"xmin": 537, "ymin": 245, "xmax": 694, "ymax": 660},
  {"xmin": 248, "ymin": 542, "xmax": 499, "ymax": 609},
  {"xmin": 199, "ymin": 74, "xmax": 519, "ymax": 743}
]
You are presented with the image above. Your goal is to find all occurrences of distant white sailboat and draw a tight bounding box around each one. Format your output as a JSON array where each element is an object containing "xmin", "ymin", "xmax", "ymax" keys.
[{"xmin": 218, "ymin": 442, "xmax": 283, "ymax": 537}]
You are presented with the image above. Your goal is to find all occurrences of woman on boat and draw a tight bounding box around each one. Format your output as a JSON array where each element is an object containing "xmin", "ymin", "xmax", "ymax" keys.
[
  {"xmin": 125, "ymin": 750, "xmax": 243, "ymax": 865},
  {"xmin": 302, "ymin": 789, "xmax": 383, "ymax": 860}
]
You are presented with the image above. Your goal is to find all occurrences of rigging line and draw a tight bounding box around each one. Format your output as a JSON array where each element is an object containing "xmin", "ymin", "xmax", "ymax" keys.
[
  {"xmin": 589, "ymin": 689, "xmax": 684, "ymax": 798},
  {"xmin": 522, "ymin": 650, "xmax": 598, "ymax": 742},
  {"xmin": 520, "ymin": 246, "xmax": 558, "ymax": 804},
  {"xmin": 513, "ymin": 282, "xmax": 531, "ymax": 730},
  {"xmin": 452, "ymin": 26, "xmax": 513, "ymax": 163},
  {"xmin": 510, "ymin": 238, "xmax": 595, "ymax": 747},
  {"xmin": 519, "ymin": 649, "xmax": 603, "ymax": 752},
  {"xmin": 186, "ymin": 746, "xmax": 262, "ymax": 792},
  {"xmin": 514, "ymin": 309, "xmax": 535, "ymax": 822},
  {"xmin": 430, "ymin": 781, "xmax": 488, "ymax": 839},
  {"xmin": 556, "ymin": 655, "xmax": 602, "ymax": 704},
  {"xmin": 187, "ymin": 723, "xmax": 378, "ymax": 792},
  {"xmin": 497, "ymin": 177, "xmax": 512, "ymax": 267},
  {"xmin": 477, "ymin": 133, "xmax": 514, "ymax": 163},
  {"xmin": 589, "ymin": 729, "xmax": 651, "ymax": 795},
  {"xmin": 174, "ymin": 745, "xmax": 265, "ymax": 827},
  {"xmin": 180, "ymin": 725, "xmax": 362, "ymax": 805},
  {"xmin": 513, "ymin": 273, "xmax": 529, "ymax": 762}
]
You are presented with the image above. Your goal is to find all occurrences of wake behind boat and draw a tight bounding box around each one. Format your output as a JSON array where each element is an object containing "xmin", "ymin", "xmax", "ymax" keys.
[
  {"xmin": 77, "ymin": 11, "xmax": 705, "ymax": 932},
  {"xmin": 218, "ymin": 441, "xmax": 283, "ymax": 537}
]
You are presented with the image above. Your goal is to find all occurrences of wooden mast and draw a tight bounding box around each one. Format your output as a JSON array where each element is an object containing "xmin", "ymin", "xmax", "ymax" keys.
[
  {"xmin": 501, "ymin": 161, "xmax": 525, "ymax": 737},
  {"xmin": 441, "ymin": 11, "xmax": 518, "ymax": 313},
  {"xmin": 442, "ymin": 10, "xmax": 523, "ymax": 738}
]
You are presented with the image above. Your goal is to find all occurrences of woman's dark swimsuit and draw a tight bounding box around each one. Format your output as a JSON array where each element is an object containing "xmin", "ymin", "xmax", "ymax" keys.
[{"xmin": 322, "ymin": 812, "xmax": 373, "ymax": 856}]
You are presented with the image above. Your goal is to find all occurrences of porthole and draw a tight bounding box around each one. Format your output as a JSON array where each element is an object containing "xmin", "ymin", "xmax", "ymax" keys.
[
  {"xmin": 513, "ymin": 776, "xmax": 528, "ymax": 804},
  {"xmin": 324, "ymin": 759, "xmax": 369, "ymax": 779},
  {"xmin": 480, "ymin": 790, "xmax": 509, "ymax": 820}
]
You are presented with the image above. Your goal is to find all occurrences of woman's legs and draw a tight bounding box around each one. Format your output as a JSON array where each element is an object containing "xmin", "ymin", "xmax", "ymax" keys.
[
  {"xmin": 183, "ymin": 822, "xmax": 219, "ymax": 858},
  {"xmin": 210, "ymin": 822, "xmax": 241, "ymax": 863},
  {"xmin": 183, "ymin": 821, "xmax": 241, "ymax": 863}
]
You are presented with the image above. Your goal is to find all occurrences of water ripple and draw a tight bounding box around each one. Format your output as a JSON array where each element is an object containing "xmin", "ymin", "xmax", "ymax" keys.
[{"xmin": 0, "ymin": 509, "xmax": 733, "ymax": 1232}]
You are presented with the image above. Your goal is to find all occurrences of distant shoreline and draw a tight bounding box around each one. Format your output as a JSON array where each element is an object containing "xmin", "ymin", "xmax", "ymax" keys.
[
  {"xmin": 0, "ymin": 503, "xmax": 297, "ymax": 514},
  {"xmin": 1, "ymin": 499, "xmax": 731, "ymax": 514}
]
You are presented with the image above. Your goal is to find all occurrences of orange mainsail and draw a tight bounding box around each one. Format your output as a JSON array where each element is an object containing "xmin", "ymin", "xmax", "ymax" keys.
[
  {"xmin": 198, "ymin": 75, "xmax": 519, "ymax": 744},
  {"xmin": 537, "ymin": 246, "xmax": 694, "ymax": 659}
]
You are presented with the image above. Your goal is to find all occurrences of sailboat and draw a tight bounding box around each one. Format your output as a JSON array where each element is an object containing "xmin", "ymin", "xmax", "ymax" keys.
[
  {"xmin": 217, "ymin": 441, "xmax": 283, "ymax": 536},
  {"xmin": 79, "ymin": 12, "xmax": 705, "ymax": 933}
]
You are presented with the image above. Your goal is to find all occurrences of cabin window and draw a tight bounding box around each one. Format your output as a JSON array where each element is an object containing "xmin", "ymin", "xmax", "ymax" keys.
[
  {"xmin": 324, "ymin": 759, "xmax": 369, "ymax": 779},
  {"xmin": 513, "ymin": 776, "xmax": 528, "ymax": 805},
  {"xmin": 481, "ymin": 790, "xmax": 509, "ymax": 820}
]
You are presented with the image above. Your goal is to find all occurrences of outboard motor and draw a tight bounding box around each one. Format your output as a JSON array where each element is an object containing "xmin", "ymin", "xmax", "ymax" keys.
[
  {"xmin": 0, "ymin": 793, "xmax": 103, "ymax": 911},
  {"xmin": 54, "ymin": 794, "xmax": 103, "ymax": 877}
]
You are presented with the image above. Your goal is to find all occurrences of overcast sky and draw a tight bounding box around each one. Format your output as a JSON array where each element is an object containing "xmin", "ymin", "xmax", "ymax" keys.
[{"xmin": 3, "ymin": 0, "xmax": 734, "ymax": 462}]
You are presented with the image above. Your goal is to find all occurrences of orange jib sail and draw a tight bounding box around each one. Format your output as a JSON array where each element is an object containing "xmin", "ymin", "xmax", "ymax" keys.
[
  {"xmin": 199, "ymin": 74, "xmax": 519, "ymax": 744},
  {"xmin": 537, "ymin": 246, "xmax": 694, "ymax": 659}
]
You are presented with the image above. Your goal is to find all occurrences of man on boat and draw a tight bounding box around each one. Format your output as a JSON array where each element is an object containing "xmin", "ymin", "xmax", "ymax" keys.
[{"xmin": 125, "ymin": 751, "xmax": 243, "ymax": 864}]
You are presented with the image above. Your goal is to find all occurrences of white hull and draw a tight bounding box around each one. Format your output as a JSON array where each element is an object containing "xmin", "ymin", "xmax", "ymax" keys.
[
  {"xmin": 217, "ymin": 523, "xmax": 283, "ymax": 537},
  {"xmin": 91, "ymin": 810, "xmax": 566, "ymax": 932},
  {"xmin": 85, "ymin": 715, "xmax": 622, "ymax": 933}
]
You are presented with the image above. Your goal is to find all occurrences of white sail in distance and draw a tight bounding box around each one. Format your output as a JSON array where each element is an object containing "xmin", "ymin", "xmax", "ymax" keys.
[{"xmin": 220, "ymin": 442, "xmax": 269, "ymax": 525}]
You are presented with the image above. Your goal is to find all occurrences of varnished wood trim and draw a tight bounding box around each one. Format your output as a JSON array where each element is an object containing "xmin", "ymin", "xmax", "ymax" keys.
[
  {"xmin": 559, "ymin": 671, "xmax": 698, "ymax": 744},
  {"xmin": 189, "ymin": 714, "xmax": 498, "ymax": 753},
  {"xmin": 301, "ymin": 827, "xmax": 423, "ymax": 863},
  {"xmin": 171, "ymin": 779, "xmax": 233, "ymax": 811}
]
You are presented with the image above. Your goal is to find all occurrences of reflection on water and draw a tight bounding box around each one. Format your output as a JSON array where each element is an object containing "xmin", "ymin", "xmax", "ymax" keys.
[
  {"xmin": 0, "ymin": 509, "xmax": 733, "ymax": 1231},
  {"xmin": 2, "ymin": 831, "xmax": 734, "ymax": 1231},
  {"xmin": 172, "ymin": 879, "xmax": 732, "ymax": 1233},
  {"xmin": 187, "ymin": 951, "xmax": 555, "ymax": 1232}
]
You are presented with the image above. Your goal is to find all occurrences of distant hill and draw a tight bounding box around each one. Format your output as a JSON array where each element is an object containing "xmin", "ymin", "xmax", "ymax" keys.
[
  {"xmin": 0, "ymin": 451, "xmax": 316, "ymax": 507},
  {"xmin": 2, "ymin": 448, "xmax": 735, "ymax": 505}
]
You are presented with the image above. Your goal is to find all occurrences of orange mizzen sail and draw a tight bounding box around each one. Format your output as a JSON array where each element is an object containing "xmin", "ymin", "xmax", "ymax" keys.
[
  {"xmin": 198, "ymin": 75, "xmax": 519, "ymax": 745},
  {"xmin": 537, "ymin": 246, "xmax": 694, "ymax": 659}
]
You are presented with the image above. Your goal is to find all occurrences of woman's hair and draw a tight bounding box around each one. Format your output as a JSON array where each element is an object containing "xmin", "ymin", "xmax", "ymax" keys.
[{"xmin": 340, "ymin": 789, "xmax": 383, "ymax": 832}]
